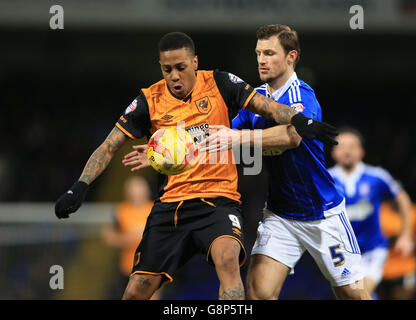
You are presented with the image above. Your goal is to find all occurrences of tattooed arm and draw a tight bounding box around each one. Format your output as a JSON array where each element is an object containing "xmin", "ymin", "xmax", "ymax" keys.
[
  {"xmin": 246, "ymin": 92, "xmax": 296, "ymax": 125},
  {"xmin": 55, "ymin": 126, "xmax": 128, "ymax": 219},
  {"xmin": 246, "ymin": 92, "xmax": 338, "ymax": 146},
  {"xmin": 79, "ymin": 126, "xmax": 128, "ymax": 184}
]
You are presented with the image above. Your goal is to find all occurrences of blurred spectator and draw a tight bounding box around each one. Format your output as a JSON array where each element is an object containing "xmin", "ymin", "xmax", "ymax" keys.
[
  {"xmin": 101, "ymin": 176, "xmax": 161, "ymax": 299},
  {"xmin": 377, "ymin": 202, "xmax": 416, "ymax": 299}
]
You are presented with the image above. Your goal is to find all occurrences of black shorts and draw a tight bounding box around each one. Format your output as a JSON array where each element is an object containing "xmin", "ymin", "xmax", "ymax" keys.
[{"xmin": 130, "ymin": 197, "xmax": 246, "ymax": 285}]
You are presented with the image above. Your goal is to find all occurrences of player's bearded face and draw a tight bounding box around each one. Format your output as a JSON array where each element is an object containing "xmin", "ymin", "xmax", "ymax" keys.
[
  {"xmin": 256, "ymin": 36, "xmax": 292, "ymax": 84},
  {"xmin": 332, "ymin": 133, "xmax": 365, "ymax": 170},
  {"xmin": 159, "ymin": 48, "xmax": 198, "ymax": 99}
]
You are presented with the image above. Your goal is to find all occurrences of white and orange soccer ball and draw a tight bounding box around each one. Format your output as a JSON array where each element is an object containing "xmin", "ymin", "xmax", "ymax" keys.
[{"xmin": 147, "ymin": 127, "xmax": 197, "ymax": 175}]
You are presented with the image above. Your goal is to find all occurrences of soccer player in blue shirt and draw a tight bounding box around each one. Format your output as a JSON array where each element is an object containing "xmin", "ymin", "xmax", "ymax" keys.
[
  {"xmin": 329, "ymin": 127, "xmax": 414, "ymax": 295},
  {"xmin": 202, "ymin": 24, "xmax": 370, "ymax": 299}
]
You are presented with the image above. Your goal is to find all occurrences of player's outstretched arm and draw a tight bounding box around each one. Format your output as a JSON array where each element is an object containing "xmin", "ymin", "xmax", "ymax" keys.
[
  {"xmin": 55, "ymin": 126, "xmax": 128, "ymax": 219},
  {"xmin": 255, "ymin": 124, "xmax": 301, "ymax": 149},
  {"xmin": 79, "ymin": 126, "xmax": 127, "ymax": 184},
  {"xmin": 246, "ymin": 92, "xmax": 338, "ymax": 146},
  {"xmin": 199, "ymin": 124, "xmax": 301, "ymax": 153}
]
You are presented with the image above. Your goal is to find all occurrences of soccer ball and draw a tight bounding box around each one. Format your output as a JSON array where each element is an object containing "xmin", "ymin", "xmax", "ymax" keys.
[{"xmin": 147, "ymin": 127, "xmax": 196, "ymax": 175}]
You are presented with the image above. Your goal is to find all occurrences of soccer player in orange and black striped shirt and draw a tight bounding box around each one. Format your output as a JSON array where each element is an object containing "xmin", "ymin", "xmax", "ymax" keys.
[{"xmin": 55, "ymin": 32, "xmax": 338, "ymax": 300}]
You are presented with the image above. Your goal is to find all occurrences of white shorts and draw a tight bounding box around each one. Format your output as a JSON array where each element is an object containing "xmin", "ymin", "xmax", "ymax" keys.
[
  {"xmin": 360, "ymin": 247, "xmax": 389, "ymax": 285},
  {"xmin": 251, "ymin": 208, "xmax": 363, "ymax": 287}
]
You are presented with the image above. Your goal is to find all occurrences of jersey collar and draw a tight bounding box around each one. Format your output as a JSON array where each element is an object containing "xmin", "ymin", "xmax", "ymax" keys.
[
  {"xmin": 266, "ymin": 72, "xmax": 298, "ymax": 101},
  {"xmin": 166, "ymin": 85, "xmax": 193, "ymax": 102},
  {"xmin": 334, "ymin": 162, "xmax": 366, "ymax": 197}
]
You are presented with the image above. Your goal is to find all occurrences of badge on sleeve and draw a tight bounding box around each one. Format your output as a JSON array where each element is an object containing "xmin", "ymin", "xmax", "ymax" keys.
[
  {"xmin": 290, "ymin": 103, "xmax": 305, "ymax": 113},
  {"xmin": 125, "ymin": 99, "xmax": 137, "ymax": 115},
  {"xmin": 228, "ymin": 73, "xmax": 244, "ymax": 84}
]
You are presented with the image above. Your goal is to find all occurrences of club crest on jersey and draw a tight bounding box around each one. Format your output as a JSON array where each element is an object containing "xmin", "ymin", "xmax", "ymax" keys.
[
  {"xmin": 195, "ymin": 96, "xmax": 212, "ymax": 114},
  {"xmin": 125, "ymin": 99, "xmax": 137, "ymax": 115},
  {"xmin": 290, "ymin": 103, "xmax": 305, "ymax": 113},
  {"xmin": 228, "ymin": 73, "xmax": 244, "ymax": 84},
  {"xmin": 259, "ymin": 233, "xmax": 271, "ymax": 247}
]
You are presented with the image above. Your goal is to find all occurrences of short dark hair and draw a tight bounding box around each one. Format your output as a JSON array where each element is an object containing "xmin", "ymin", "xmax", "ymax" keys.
[
  {"xmin": 256, "ymin": 24, "xmax": 301, "ymax": 66},
  {"xmin": 338, "ymin": 126, "xmax": 365, "ymax": 146},
  {"xmin": 158, "ymin": 32, "xmax": 195, "ymax": 56}
]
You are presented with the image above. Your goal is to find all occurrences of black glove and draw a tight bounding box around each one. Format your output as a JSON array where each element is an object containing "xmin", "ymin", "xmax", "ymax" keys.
[
  {"xmin": 55, "ymin": 181, "xmax": 89, "ymax": 219},
  {"xmin": 291, "ymin": 113, "xmax": 338, "ymax": 146}
]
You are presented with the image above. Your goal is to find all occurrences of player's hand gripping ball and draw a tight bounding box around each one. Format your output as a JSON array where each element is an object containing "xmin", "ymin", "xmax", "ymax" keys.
[{"xmin": 147, "ymin": 127, "xmax": 196, "ymax": 175}]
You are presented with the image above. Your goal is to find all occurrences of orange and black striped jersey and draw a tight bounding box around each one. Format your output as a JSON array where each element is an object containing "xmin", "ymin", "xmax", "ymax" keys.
[{"xmin": 116, "ymin": 70, "xmax": 255, "ymax": 203}]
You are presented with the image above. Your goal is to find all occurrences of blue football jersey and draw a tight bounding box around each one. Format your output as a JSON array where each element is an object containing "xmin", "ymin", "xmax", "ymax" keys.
[
  {"xmin": 328, "ymin": 162, "xmax": 401, "ymax": 253},
  {"xmin": 233, "ymin": 72, "xmax": 344, "ymax": 220}
]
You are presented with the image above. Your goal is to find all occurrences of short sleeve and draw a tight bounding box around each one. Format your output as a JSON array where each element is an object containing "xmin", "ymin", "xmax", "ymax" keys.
[
  {"xmin": 213, "ymin": 70, "xmax": 256, "ymax": 116},
  {"xmin": 116, "ymin": 90, "xmax": 152, "ymax": 139},
  {"xmin": 288, "ymin": 86, "xmax": 321, "ymax": 121},
  {"xmin": 375, "ymin": 167, "xmax": 402, "ymax": 199}
]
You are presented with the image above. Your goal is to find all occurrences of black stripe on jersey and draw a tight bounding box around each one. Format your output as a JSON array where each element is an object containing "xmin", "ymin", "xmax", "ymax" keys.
[
  {"xmin": 117, "ymin": 90, "xmax": 152, "ymax": 140},
  {"xmin": 213, "ymin": 69, "xmax": 255, "ymax": 119}
]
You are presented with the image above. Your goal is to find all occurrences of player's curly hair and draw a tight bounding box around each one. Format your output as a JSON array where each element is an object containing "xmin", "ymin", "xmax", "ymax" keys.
[
  {"xmin": 256, "ymin": 24, "xmax": 301, "ymax": 66},
  {"xmin": 158, "ymin": 32, "xmax": 195, "ymax": 56}
]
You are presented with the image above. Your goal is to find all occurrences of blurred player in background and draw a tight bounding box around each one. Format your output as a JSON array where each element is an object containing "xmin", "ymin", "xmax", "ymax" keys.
[
  {"xmin": 378, "ymin": 201, "xmax": 416, "ymax": 299},
  {"xmin": 101, "ymin": 176, "xmax": 162, "ymax": 299},
  {"xmin": 55, "ymin": 31, "xmax": 338, "ymax": 300},
  {"xmin": 201, "ymin": 24, "xmax": 369, "ymax": 299},
  {"xmin": 329, "ymin": 127, "xmax": 414, "ymax": 297}
]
